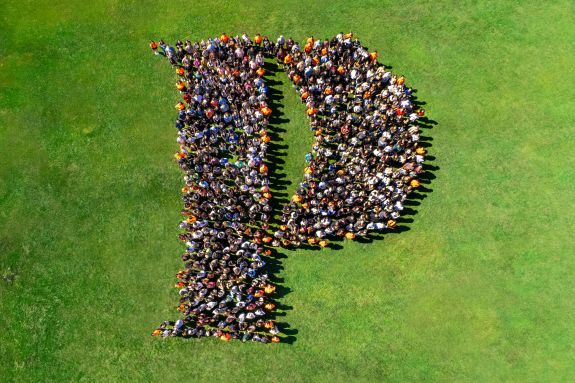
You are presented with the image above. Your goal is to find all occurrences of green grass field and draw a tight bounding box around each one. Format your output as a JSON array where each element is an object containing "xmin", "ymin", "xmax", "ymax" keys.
[{"xmin": 1, "ymin": 1, "xmax": 574, "ymax": 381}]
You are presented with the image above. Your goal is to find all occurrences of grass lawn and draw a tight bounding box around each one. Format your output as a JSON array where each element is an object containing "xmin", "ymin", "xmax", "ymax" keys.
[{"xmin": 1, "ymin": 0, "xmax": 574, "ymax": 381}]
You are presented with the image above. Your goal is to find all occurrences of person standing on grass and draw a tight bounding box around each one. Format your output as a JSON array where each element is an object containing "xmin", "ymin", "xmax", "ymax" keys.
[
  {"xmin": 158, "ymin": 39, "xmax": 167, "ymax": 56},
  {"xmin": 149, "ymin": 40, "xmax": 158, "ymax": 55}
]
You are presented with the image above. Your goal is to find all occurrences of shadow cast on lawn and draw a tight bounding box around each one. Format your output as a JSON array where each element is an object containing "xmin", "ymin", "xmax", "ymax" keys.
[
  {"xmin": 261, "ymin": 57, "xmax": 438, "ymax": 344},
  {"xmin": 265, "ymin": 59, "xmax": 292, "ymax": 231},
  {"xmin": 263, "ymin": 58, "xmax": 299, "ymax": 344}
]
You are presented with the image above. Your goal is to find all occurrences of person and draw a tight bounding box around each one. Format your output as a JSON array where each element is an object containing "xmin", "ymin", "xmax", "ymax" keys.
[
  {"xmin": 150, "ymin": 41, "xmax": 158, "ymax": 54},
  {"xmin": 158, "ymin": 39, "xmax": 167, "ymax": 56},
  {"xmin": 165, "ymin": 44, "xmax": 176, "ymax": 64}
]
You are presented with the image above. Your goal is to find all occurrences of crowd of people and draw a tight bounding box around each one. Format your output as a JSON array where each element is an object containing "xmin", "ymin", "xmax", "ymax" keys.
[
  {"xmin": 273, "ymin": 33, "xmax": 426, "ymax": 246},
  {"xmin": 150, "ymin": 34, "xmax": 280, "ymax": 343},
  {"xmin": 150, "ymin": 32, "xmax": 426, "ymax": 342}
]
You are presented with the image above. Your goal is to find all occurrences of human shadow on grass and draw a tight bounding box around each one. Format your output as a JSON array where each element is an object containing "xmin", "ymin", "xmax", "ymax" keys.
[
  {"xmin": 356, "ymin": 116, "xmax": 438, "ymax": 245},
  {"xmin": 263, "ymin": 246, "xmax": 298, "ymax": 343},
  {"xmin": 264, "ymin": 59, "xmax": 294, "ymax": 231},
  {"xmin": 260, "ymin": 59, "xmax": 439, "ymax": 343},
  {"xmin": 318, "ymin": 106, "xmax": 439, "ymax": 246},
  {"xmin": 262, "ymin": 58, "xmax": 299, "ymax": 344}
]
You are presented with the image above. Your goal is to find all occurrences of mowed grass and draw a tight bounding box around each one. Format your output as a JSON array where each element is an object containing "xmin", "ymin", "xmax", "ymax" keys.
[{"xmin": 1, "ymin": 0, "xmax": 574, "ymax": 381}]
